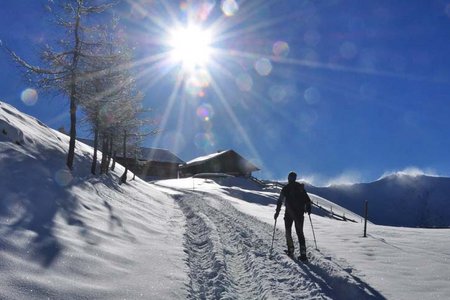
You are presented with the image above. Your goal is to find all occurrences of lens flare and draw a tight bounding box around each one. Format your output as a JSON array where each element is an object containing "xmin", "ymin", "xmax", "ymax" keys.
[
  {"xmin": 20, "ymin": 88, "xmax": 38, "ymax": 106},
  {"xmin": 254, "ymin": 58, "xmax": 272, "ymax": 76},
  {"xmin": 179, "ymin": 0, "xmax": 216, "ymax": 21},
  {"xmin": 54, "ymin": 169, "xmax": 73, "ymax": 187},
  {"xmin": 185, "ymin": 68, "xmax": 211, "ymax": 96},
  {"xmin": 272, "ymin": 41, "xmax": 290, "ymax": 58},
  {"xmin": 180, "ymin": 1, "xmax": 188, "ymax": 11},
  {"xmin": 196, "ymin": 103, "xmax": 215, "ymax": 121},
  {"xmin": 197, "ymin": 0, "xmax": 216, "ymax": 21},
  {"xmin": 304, "ymin": 86, "xmax": 321, "ymax": 104},
  {"xmin": 221, "ymin": 0, "xmax": 239, "ymax": 17},
  {"xmin": 193, "ymin": 68, "xmax": 211, "ymax": 87}
]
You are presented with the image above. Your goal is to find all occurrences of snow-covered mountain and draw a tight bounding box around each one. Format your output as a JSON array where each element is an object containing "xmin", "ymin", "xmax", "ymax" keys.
[
  {"xmin": 1, "ymin": 100, "xmax": 450, "ymax": 300},
  {"xmin": 306, "ymin": 175, "xmax": 450, "ymax": 228}
]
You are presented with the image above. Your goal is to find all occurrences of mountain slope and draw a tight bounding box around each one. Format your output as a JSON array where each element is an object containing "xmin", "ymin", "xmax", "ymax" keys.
[
  {"xmin": 0, "ymin": 101, "xmax": 188, "ymax": 299},
  {"xmin": 307, "ymin": 174, "xmax": 450, "ymax": 227}
]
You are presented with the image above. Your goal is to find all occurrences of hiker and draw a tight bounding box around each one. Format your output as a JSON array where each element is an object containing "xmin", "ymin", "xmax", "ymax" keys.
[{"xmin": 274, "ymin": 171, "xmax": 312, "ymax": 261}]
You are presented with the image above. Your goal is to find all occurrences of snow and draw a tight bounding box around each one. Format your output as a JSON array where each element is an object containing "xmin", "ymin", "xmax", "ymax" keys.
[
  {"xmin": 1, "ymin": 100, "xmax": 450, "ymax": 299},
  {"xmin": 155, "ymin": 178, "xmax": 450, "ymax": 299},
  {"xmin": 0, "ymin": 101, "xmax": 187, "ymax": 299},
  {"xmin": 184, "ymin": 149, "xmax": 228, "ymax": 165}
]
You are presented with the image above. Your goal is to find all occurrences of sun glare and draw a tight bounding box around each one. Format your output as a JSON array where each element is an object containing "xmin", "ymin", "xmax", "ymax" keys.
[{"xmin": 169, "ymin": 26, "xmax": 212, "ymax": 69}]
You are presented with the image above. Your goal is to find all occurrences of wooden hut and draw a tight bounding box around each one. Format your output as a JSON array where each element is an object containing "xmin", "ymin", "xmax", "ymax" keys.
[
  {"xmin": 179, "ymin": 149, "xmax": 259, "ymax": 178},
  {"xmin": 116, "ymin": 147, "xmax": 184, "ymax": 180}
]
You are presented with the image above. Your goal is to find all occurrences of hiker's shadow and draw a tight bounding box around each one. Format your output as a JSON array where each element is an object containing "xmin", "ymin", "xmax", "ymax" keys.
[{"xmin": 292, "ymin": 250, "xmax": 387, "ymax": 300}]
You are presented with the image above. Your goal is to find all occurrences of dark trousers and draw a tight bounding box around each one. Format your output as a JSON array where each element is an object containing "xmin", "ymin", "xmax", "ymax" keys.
[{"xmin": 284, "ymin": 212, "xmax": 306, "ymax": 255}]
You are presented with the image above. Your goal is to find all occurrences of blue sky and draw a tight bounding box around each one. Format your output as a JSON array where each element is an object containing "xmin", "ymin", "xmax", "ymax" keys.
[{"xmin": 1, "ymin": 0, "xmax": 450, "ymax": 185}]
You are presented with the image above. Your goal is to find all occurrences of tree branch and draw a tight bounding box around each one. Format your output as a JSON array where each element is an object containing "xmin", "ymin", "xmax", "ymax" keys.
[{"xmin": 3, "ymin": 45, "xmax": 65, "ymax": 75}]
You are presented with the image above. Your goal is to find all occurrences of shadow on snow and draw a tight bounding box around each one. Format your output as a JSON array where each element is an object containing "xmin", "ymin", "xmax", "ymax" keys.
[{"xmin": 0, "ymin": 148, "xmax": 127, "ymax": 268}]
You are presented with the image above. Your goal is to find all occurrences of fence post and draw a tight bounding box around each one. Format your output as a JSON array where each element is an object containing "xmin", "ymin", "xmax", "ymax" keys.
[{"xmin": 363, "ymin": 200, "xmax": 368, "ymax": 237}]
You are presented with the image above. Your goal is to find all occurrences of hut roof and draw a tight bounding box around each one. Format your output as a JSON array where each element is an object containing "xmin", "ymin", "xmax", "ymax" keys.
[{"xmin": 183, "ymin": 149, "xmax": 260, "ymax": 172}]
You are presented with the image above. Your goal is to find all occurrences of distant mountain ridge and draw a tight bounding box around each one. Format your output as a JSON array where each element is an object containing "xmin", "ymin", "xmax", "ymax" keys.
[{"xmin": 306, "ymin": 174, "xmax": 450, "ymax": 228}]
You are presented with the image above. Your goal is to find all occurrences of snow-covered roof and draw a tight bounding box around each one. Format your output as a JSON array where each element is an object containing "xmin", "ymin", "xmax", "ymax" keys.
[
  {"xmin": 183, "ymin": 149, "xmax": 260, "ymax": 171},
  {"xmin": 138, "ymin": 147, "xmax": 184, "ymax": 164},
  {"xmin": 185, "ymin": 150, "xmax": 229, "ymax": 166}
]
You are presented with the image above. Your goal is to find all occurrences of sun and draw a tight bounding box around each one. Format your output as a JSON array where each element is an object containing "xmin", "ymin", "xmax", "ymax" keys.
[{"xmin": 168, "ymin": 25, "xmax": 212, "ymax": 69}]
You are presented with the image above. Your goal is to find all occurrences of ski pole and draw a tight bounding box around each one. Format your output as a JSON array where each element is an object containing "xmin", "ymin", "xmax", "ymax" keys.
[
  {"xmin": 309, "ymin": 214, "xmax": 318, "ymax": 250},
  {"xmin": 269, "ymin": 218, "xmax": 277, "ymax": 257}
]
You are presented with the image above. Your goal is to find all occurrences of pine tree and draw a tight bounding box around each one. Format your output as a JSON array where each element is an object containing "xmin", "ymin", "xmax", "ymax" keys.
[{"xmin": 3, "ymin": 0, "xmax": 117, "ymax": 170}]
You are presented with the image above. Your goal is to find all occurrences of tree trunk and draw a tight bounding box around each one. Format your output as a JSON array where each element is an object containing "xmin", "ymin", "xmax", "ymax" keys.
[
  {"xmin": 67, "ymin": 98, "xmax": 77, "ymax": 170},
  {"xmin": 111, "ymin": 150, "xmax": 116, "ymax": 171},
  {"xmin": 91, "ymin": 126, "xmax": 98, "ymax": 175},
  {"xmin": 66, "ymin": 4, "xmax": 82, "ymax": 171},
  {"xmin": 100, "ymin": 137, "xmax": 108, "ymax": 174},
  {"xmin": 132, "ymin": 150, "xmax": 137, "ymax": 180},
  {"xmin": 120, "ymin": 130, "xmax": 128, "ymax": 183},
  {"xmin": 106, "ymin": 134, "xmax": 113, "ymax": 174}
]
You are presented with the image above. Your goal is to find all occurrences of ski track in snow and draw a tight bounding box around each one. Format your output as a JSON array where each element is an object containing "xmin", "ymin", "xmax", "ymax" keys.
[{"xmin": 170, "ymin": 189, "xmax": 386, "ymax": 300}]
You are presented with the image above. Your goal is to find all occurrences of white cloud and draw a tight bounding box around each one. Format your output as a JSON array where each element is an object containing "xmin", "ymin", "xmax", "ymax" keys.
[
  {"xmin": 298, "ymin": 174, "xmax": 321, "ymax": 185},
  {"xmin": 297, "ymin": 170, "xmax": 363, "ymax": 187},
  {"xmin": 379, "ymin": 166, "xmax": 439, "ymax": 180},
  {"xmin": 276, "ymin": 167, "xmax": 442, "ymax": 187}
]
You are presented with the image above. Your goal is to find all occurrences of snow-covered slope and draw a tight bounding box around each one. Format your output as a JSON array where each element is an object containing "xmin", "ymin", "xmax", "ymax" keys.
[
  {"xmin": 307, "ymin": 175, "xmax": 450, "ymax": 227},
  {"xmin": 1, "ymin": 101, "xmax": 450, "ymax": 300},
  {"xmin": 0, "ymin": 101, "xmax": 187, "ymax": 299},
  {"xmin": 155, "ymin": 177, "xmax": 450, "ymax": 300}
]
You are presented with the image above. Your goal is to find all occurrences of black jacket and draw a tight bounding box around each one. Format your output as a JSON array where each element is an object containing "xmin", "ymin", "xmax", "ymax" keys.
[{"xmin": 276, "ymin": 182, "xmax": 311, "ymax": 216}]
